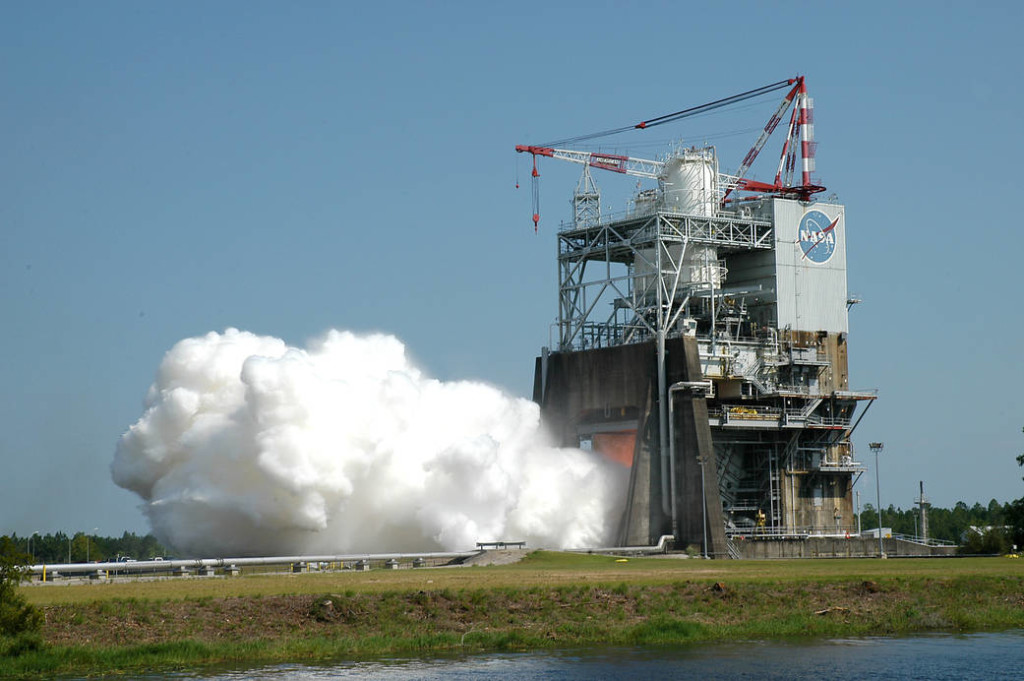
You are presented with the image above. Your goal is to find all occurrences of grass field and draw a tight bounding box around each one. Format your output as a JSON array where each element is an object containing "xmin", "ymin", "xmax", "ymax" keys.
[
  {"xmin": 22, "ymin": 551, "xmax": 1024, "ymax": 605},
  {"xmin": 5, "ymin": 552, "xmax": 1023, "ymax": 679}
]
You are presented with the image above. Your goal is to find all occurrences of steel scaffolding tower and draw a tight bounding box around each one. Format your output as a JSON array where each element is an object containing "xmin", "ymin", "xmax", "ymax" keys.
[{"xmin": 556, "ymin": 209, "xmax": 773, "ymax": 352}]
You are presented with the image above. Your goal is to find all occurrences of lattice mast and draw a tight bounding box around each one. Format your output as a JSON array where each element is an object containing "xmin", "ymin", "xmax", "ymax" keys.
[{"xmin": 572, "ymin": 164, "xmax": 601, "ymax": 228}]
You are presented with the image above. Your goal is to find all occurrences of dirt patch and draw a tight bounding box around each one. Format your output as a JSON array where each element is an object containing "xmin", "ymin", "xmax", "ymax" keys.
[
  {"xmin": 43, "ymin": 595, "xmax": 314, "ymax": 647},
  {"xmin": 37, "ymin": 574, "xmax": 1024, "ymax": 651},
  {"xmin": 40, "ymin": 584, "xmax": 653, "ymax": 648}
]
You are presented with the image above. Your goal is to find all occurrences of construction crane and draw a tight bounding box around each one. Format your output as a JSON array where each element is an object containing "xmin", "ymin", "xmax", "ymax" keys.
[
  {"xmin": 514, "ymin": 147, "xmax": 663, "ymax": 179},
  {"xmin": 516, "ymin": 76, "xmax": 825, "ymax": 230},
  {"xmin": 514, "ymin": 147, "xmax": 664, "ymax": 231}
]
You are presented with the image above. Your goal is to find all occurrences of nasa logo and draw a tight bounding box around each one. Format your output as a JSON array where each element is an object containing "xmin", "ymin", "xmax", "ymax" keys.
[{"xmin": 798, "ymin": 210, "xmax": 839, "ymax": 263}]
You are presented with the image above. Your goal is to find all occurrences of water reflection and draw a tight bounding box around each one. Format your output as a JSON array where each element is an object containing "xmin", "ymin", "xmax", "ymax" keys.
[{"xmin": 147, "ymin": 631, "xmax": 1023, "ymax": 680}]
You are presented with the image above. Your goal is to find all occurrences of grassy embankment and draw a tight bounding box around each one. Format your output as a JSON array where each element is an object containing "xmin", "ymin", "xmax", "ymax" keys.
[{"xmin": 4, "ymin": 551, "xmax": 1023, "ymax": 678}]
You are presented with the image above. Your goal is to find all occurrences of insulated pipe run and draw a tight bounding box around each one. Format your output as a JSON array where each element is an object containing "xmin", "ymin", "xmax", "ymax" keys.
[
  {"xmin": 657, "ymin": 329, "xmax": 670, "ymax": 518},
  {"xmin": 29, "ymin": 551, "xmax": 477, "ymax": 576},
  {"xmin": 668, "ymin": 387, "xmax": 679, "ymax": 539},
  {"xmin": 567, "ymin": 535, "xmax": 675, "ymax": 555}
]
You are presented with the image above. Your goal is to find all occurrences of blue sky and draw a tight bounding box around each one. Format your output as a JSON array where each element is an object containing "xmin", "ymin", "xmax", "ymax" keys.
[{"xmin": 2, "ymin": 1, "xmax": 1023, "ymax": 537}]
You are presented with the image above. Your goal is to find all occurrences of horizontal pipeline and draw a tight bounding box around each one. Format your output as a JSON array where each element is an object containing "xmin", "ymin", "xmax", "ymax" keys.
[
  {"xmin": 29, "ymin": 551, "xmax": 477, "ymax": 576},
  {"xmin": 566, "ymin": 534, "xmax": 676, "ymax": 555}
]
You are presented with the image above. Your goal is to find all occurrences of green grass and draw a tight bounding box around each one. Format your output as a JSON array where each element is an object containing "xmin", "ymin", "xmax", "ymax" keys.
[
  {"xmin": 5, "ymin": 552, "xmax": 1023, "ymax": 679},
  {"xmin": 24, "ymin": 552, "xmax": 1024, "ymax": 607}
]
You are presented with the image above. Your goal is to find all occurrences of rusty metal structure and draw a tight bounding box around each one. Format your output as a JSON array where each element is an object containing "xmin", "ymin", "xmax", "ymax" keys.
[{"xmin": 522, "ymin": 77, "xmax": 876, "ymax": 554}]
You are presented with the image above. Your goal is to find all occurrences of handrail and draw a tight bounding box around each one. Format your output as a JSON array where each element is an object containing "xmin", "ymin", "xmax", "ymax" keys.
[
  {"xmin": 889, "ymin": 533, "xmax": 957, "ymax": 547},
  {"xmin": 726, "ymin": 526, "xmax": 958, "ymax": 547},
  {"xmin": 558, "ymin": 205, "xmax": 771, "ymax": 233}
]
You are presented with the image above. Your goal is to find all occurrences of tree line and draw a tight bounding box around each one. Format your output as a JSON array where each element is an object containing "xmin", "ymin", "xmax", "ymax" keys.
[
  {"xmin": 6, "ymin": 495, "xmax": 1024, "ymax": 565},
  {"xmin": 856, "ymin": 433, "xmax": 1024, "ymax": 554},
  {"xmin": 859, "ymin": 498, "xmax": 1024, "ymax": 552},
  {"xmin": 3, "ymin": 531, "xmax": 167, "ymax": 565},
  {"xmin": 5, "ymin": 430, "xmax": 1024, "ymax": 565}
]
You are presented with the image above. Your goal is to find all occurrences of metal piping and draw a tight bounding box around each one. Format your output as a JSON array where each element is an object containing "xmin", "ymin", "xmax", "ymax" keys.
[
  {"xmin": 568, "ymin": 534, "xmax": 675, "ymax": 555},
  {"xmin": 29, "ymin": 551, "xmax": 476, "ymax": 576},
  {"xmin": 667, "ymin": 386, "xmax": 679, "ymax": 538},
  {"xmin": 657, "ymin": 328, "xmax": 670, "ymax": 517}
]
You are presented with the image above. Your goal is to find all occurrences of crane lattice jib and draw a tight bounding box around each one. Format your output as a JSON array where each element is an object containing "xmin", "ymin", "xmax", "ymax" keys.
[
  {"xmin": 515, "ymin": 145, "xmax": 663, "ymax": 179},
  {"xmin": 514, "ymin": 77, "xmax": 824, "ymax": 229},
  {"xmin": 720, "ymin": 77, "xmax": 802, "ymax": 204}
]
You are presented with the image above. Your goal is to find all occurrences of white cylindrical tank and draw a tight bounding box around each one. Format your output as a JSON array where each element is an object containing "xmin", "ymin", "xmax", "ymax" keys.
[
  {"xmin": 660, "ymin": 147, "xmax": 718, "ymax": 216},
  {"xmin": 682, "ymin": 244, "xmax": 723, "ymax": 287}
]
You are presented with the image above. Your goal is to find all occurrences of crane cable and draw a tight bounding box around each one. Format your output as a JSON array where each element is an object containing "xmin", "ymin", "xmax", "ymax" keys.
[
  {"xmin": 523, "ymin": 77, "xmax": 798, "ymax": 230},
  {"xmin": 633, "ymin": 78, "xmax": 794, "ymax": 130},
  {"xmin": 531, "ymin": 155, "xmax": 540, "ymax": 233},
  {"xmin": 537, "ymin": 78, "xmax": 795, "ymax": 148}
]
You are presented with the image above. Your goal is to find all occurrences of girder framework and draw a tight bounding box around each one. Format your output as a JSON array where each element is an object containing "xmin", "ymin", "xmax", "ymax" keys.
[
  {"xmin": 716, "ymin": 424, "xmax": 868, "ymax": 538},
  {"xmin": 524, "ymin": 78, "xmax": 882, "ymax": 549},
  {"xmin": 556, "ymin": 210, "xmax": 773, "ymax": 352}
]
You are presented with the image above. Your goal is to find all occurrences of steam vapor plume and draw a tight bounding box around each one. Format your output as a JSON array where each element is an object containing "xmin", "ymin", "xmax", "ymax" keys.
[{"xmin": 112, "ymin": 329, "xmax": 626, "ymax": 557}]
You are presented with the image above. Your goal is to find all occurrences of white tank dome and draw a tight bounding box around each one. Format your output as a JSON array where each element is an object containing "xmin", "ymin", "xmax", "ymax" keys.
[{"xmin": 660, "ymin": 147, "xmax": 718, "ymax": 217}]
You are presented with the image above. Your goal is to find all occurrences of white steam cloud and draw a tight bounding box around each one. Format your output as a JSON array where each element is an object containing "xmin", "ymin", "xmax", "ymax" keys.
[{"xmin": 112, "ymin": 329, "xmax": 625, "ymax": 557}]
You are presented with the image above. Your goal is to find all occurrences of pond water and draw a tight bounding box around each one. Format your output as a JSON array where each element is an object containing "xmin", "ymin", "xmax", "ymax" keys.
[
  {"xmin": 115, "ymin": 630, "xmax": 1024, "ymax": 680},
  {"xmin": 135, "ymin": 630, "xmax": 1024, "ymax": 681}
]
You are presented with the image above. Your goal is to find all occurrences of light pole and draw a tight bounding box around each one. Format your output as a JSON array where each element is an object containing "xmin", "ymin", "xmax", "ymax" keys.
[
  {"xmin": 29, "ymin": 530, "xmax": 40, "ymax": 564},
  {"xmin": 869, "ymin": 442, "xmax": 885, "ymax": 558},
  {"xmin": 696, "ymin": 455, "xmax": 709, "ymax": 559}
]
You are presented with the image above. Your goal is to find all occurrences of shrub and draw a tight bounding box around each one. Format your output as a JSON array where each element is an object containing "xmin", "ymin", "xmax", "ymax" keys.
[
  {"xmin": 957, "ymin": 527, "xmax": 1009, "ymax": 555},
  {"xmin": 0, "ymin": 536, "xmax": 43, "ymax": 647}
]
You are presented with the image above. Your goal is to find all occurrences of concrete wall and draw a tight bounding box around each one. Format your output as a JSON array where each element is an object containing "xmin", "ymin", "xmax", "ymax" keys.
[
  {"xmin": 666, "ymin": 336, "xmax": 729, "ymax": 558},
  {"xmin": 786, "ymin": 473, "xmax": 855, "ymax": 535},
  {"xmin": 534, "ymin": 337, "xmax": 727, "ymax": 555},
  {"xmin": 734, "ymin": 537, "xmax": 957, "ymax": 559},
  {"xmin": 535, "ymin": 342, "xmax": 662, "ymax": 546}
]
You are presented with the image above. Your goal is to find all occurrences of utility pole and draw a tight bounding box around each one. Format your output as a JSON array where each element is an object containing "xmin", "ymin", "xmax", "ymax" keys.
[{"xmin": 869, "ymin": 442, "xmax": 885, "ymax": 558}]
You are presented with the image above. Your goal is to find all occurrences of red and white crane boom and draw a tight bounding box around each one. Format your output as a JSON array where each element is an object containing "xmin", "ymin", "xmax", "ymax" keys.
[
  {"xmin": 514, "ymin": 145, "xmax": 664, "ymax": 179},
  {"xmin": 516, "ymin": 76, "xmax": 825, "ymax": 230},
  {"xmin": 720, "ymin": 77, "xmax": 803, "ymax": 203},
  {"xmin": 515, "ymin": 146, "xmax": 665, "ymax": 231}
]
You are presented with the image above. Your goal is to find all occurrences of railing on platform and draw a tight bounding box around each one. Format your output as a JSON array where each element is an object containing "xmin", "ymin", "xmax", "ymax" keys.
[
  {"xmin": 725, "ymin": 526, "xmax": 959, "ymax": 548},
  {"xmin": 888, "ymin": 533, "xmax": 957, "ymax": 548},
  {"xmin": 726, "ymin": 525, "xmax": 859, "ymax": 539}
]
